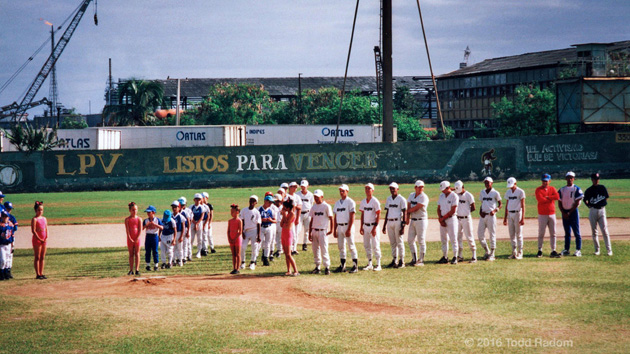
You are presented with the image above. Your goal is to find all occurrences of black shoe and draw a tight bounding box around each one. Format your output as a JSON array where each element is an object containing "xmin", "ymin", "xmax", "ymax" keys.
[
  {"xmin": 437, "ymin": 257, "xmax": 449, "ymax": 264},
  {"xmin": 35, "ymin": 275, "xmax": 43, "ymax": 280},
  {"xmin": 311, "ymin": 268, "xmax": 320, "ymax": 274},
  {"xmin": 135, "ymin": 271, "xmax": 140, "ymax": 276},
  {"xmin": 450, "ymin": 257, "xmax": 458, "ymax": 265},
  {"xmin": 154, "ymin": 266, "xmax": 158, "ymax": 271},
  {"xmin": 291, "ymin": 251, "xmax": 299, "ymax": 256},
  {"xmin": 550, "ymin": 250, "xmax": 561, "ymax": 258},
  {"xmin": 269, "ymin": 255, "xmax": 274, "ymax": 261},
  {"xmin": 211, "ymin": 248, "xmax": 216, "ymax": 254},
  {"xmin": 335, "ymin": 265, "xmax": 346, "ymax": 273},
  {"xmin": 324, "ymin": 268, "xmax": 330, "ymax": 275},
  {"xmin": 160, "ymin": 263, "xmax": 166, "ymax": 269},
  {"xmin": 302, "ymin": 244, "xmax": 308, "ymax": 251},
  {"xmin": 273, "ymin": 251, "xmax": 280, "ymax": 258},
  {"xmin": 537, "ymin": 250, "xmax": 543, "ymax": 258},
  {"xmin": 201, "ymin": 250, "xmax": 208, "ymax": 256},
  {"xmin": 262, "ymin": 257, "xmax": 270, "ymax": 266},
  {"xmin": 349, "ymin": 265, "xmax": 358, "ymax": 273},
  {"xmin": 166, "ymin": 263, "xmax": 171, "ymax": 269},
  {"xmin": 457, "ymin": 256, "xmax": 464, "ymax": 262},
  {"xmin": 41, "ymin": 275, "xmax": 47, "ymax": 279},
  {"xmin": 230, "ymin": 269, "xmax": 238, "ymax": 275},
  {"xmin": 146, "ymin": 266, "xmax": 151, "ymax": 271},
  {"xmin": 397, "ymin": 259, "xmax": 405, "ymax": 268},
  {"xmin": 127, "ymin": 271, "xmax": 133, "ymax": 276},
  {"xmin": 387, "ymin": 259, "xmax": 397, "ymax": 268}
]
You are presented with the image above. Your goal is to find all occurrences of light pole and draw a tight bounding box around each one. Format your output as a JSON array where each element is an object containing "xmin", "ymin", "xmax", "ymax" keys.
[{"xmin": 167, "ymin": 77, "xmax": 186, "ymax": 125}]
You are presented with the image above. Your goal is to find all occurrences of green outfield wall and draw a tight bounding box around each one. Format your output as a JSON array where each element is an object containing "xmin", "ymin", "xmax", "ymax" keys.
[{"xmin": 1, "ymin": 132, "xmax": 629, "ymax": 192}]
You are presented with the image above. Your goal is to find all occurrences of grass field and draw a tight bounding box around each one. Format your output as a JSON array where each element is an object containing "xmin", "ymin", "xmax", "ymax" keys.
[
  {"xmin": 8, "ymin": 178, "xmax": 630, "ymax": 225},
  {"xmin": 1, "ymin": 239, "xmax": 629, "ymax": 353}
]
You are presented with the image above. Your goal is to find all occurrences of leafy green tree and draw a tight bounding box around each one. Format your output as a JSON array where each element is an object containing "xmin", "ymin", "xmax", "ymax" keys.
[
  {"xmin": 3, "ymin": 124, "xmax": 61, "ymax": 153},
  {"xmin": 60, "ymin": 108, "xmax": 88, "ymax": 129},
  {"xmin": 103, "ymin": 79, "xmax": 165, "ymax": 126},
  {"xmin": 394, "ymin": 86, "xmax": 427, "ymax": 118},
  {"xmin": 492, "ymin": 85, "xmax": 557, "ymax": 137},
  {"xmin": 393, "ymin": 112, "xmax": 433, "ymax": 141}
]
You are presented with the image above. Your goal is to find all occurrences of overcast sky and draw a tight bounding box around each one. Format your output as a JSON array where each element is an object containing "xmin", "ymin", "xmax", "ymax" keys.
[{"xmin": 1, "ymin": 0, "xmax": 628, "ymax": 115}]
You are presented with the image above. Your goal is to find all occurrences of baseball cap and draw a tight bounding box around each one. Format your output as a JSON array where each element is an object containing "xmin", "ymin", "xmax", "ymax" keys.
[
  {"xmin": 0, "ymin": 191, "xmax": 5, "ymax": 198},
  {"xmin": 365, "ymin": 183, "xmax": 375, "ymax": 190},
  {"xmin": 541, "ymin": 173, "xmax": 551, "ymax": 181},
  {"xmin": 484, "ymin": 176, "xmax": 493, "ymax": 183},
  {"xmin": 277, "ymin": 188, "xmax": 284, "ymax": 193},
  {"xmin": 250, "ymin": 195, "xmax": 258, "ymax": 202},
  {"xmin": 0, "ymin": 210, "xmax": 8, "ymax": 217},
  {"xmin": 300, "ymin": 179, "xmax": 309, "ymax": 187},
  {"xmin": 591, "ymin": 173, "xmax": 600, "ymax": 180},
  {"xmin": 566, "ymin": 171, "xmax": 576, "ymax": 178},
  {"xmin": 264, "ymin": 195, "xmax": 274, "ymax": 202},
  {"xmin": 507, "ymin": 177, "xmax": 517, "ymax": 188},
  {"xmin": 3, "ymin": 201, "xmax": 13, "ymax": 210},
  {"xmin": 162, "ymin": 210, "xmax": 172, "ymax": 223},
  {"xmin": 389, "ymin": 182, "xmax": 399, "ymax": 189},
  {"xmin": 144, "ymin": 205, "xmax": 157, "ymax": 213},
  {"xmin": 289, "ymin": 181, "xmax": 298, "ymax": 187},
  {"xmin": 313, "ymin": 189, "xmax": 324, "ymax": 197},
  {"xmin": 339, "ymin": 184, "xmax": 349, "ymax": 191},
  {"xmin": 202, "ymin": 192, "xmax": 209, "ymax": 198},
  {"xmin": 454, "ymin": 180, "xmax": 463, "ymax": 193},
  {"xmin": 274, "ymin": 193, "xmax": 283, "ymax": 201},
  {"xmin": 439, "ymin": 181, "xmax": 450, "ymax": 191},
  {"xmin": 265, "ymin": 191, "xmax": 274, "ymax": 197},
  {"xmin": 193, "ymin": 193, "xmax": 202, "ymax": 200},
  {"xmin": 171, "ymin": 200, "xmax": 180, "ymax": 207},
  {"xmin": 178, "ymin": 196, "xmax": 187, "ymax": 205},
  {"xmin": 280, "ymin": 183, "xmax": 289, "ymax": 189},
  {"xmin": 414, "ymin": 180, "xmax": 425, "ymax": 187}
]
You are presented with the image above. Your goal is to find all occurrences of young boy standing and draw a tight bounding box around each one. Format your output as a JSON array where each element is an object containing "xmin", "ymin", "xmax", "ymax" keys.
[{"xmin": 143, "ymin": 205, "xmax": 163, "ymax": 271}]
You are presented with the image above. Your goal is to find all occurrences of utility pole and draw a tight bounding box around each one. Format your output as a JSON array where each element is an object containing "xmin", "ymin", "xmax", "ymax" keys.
[
  {"xmin": 382, "ymin": 0, "xmax": 394, "ymax": 142},
  {"xmin": 298, "ymin": 73, "xmax": 303, "ymax": 123}
]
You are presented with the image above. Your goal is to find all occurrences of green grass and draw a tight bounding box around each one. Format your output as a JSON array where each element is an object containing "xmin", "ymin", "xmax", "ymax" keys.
[
  {"xmin": 1, "ymin": 240, "xmax": 629, "ymax": 353},
  {"xmin": 8, "ymin": 178, "xmax": 630, "ymax": 225}
]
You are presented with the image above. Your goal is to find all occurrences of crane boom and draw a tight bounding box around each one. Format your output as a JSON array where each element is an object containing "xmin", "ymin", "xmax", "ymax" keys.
[{"xmin": 13, "ymin": 0, "xmax": 94, "ymax": 121}]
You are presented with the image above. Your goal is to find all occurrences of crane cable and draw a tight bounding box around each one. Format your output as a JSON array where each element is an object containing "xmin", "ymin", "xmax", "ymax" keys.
[
  {"xmin": 334, "ymin": 0, "xmax": 360, "ymax": 143},
  {"xmin": 415, "ymin": 0, "xmax": 446, "ymax": 138}
]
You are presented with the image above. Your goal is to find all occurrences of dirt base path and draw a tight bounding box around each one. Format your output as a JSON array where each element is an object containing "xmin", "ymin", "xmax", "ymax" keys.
[{"xmin": 14, "ymin": 218, "xmax": 629, "ymax": 249}]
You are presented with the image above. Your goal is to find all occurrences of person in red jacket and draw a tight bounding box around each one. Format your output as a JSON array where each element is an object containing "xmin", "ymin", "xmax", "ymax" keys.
[{"xmin": 535, "ymin": 174, "xmax": 561, "ymax": 258}]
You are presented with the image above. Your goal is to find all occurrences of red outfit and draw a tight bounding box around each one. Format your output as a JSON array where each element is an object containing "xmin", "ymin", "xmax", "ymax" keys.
[
  {"xmin": 535, "ymin": 185, "xmax": 559, "ymax": 215},
  {"xmin": 281, "ymin": 213, "xmax": 296, "ymax": 251},
  {"xmin": 32, "ymin": 217, "xmax": 48, "ymax": 246},
  {"xmin": 228, "ymin": 218, "xmax": 242, "ymax": 260},
  {"xmin": 125, "ymin": 216, "xmax": 142, "ymax": 248}
]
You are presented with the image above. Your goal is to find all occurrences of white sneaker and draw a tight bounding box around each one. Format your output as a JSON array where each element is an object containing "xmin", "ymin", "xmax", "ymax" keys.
[
  {"xmin": 561, "ymin": 249, "xmax": 570, "ymax": 256},
  {"xmin": 249, "ymin": 262, "xmax": 256, "ymax": 270},
  {"xmin": 516, "ymin": 252, "xmax": 523, "ymax": 260},
  {"xmin": 574, "ymin": 250, "xmax": 582, "ymax": 257},
  {"xmin": 373, "ymin": 265, "xmax": 382, "ymax": 271},
  {"xmin": 363, "ymin": 264, "xmax": 374, "ymax": 271},
  {"xmin": 487, "ymin": 255, "xmax": 496, "ymax": 261},
  {"xmin": 196, "ymin": 253, "xmax": 201, "ymax": 259},
  {"xmin": 508, "ymin": 252, "xmax": 516, "ymax": 259},
  {"xmin": 239, "ymin": 262, "xmax": 246, "ymax": 269},
  {"xmin": 594, "ymin": 251, "xmax": 600, "ymax": 256},
  {"xmin": 607, "ymin": 251, "xmax": 613, "ymax": 256}
]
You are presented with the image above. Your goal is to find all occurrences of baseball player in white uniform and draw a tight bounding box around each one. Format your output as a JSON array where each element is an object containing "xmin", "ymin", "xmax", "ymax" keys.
[
  {"xmin": 406, "ymin": 180, "xmax": 429, "ymax": 266},
  {"xmin": 298, "ymin": 180, "xmax": 314, "ymax": 252},
  {"xmin": 178, "ymin": 197, "xmax": 192, "ymax": 263},
  {"xmin": 478, "ymin": 177, "xmax": 502, "ymax": 261},
  {"xmin": 360, "ymin": 183, "xmax": 382, "ymax": 271},
  {"xmin": 382, "ymin": 182, "xmax": 407, "ymax": 268},
  {"xmin": 240, "ymin": 195, "xmax": 262, "ymax": 270},
  {"xmin": 201, "ymin": 192, "xmax": 215, "ymax": 255},
  {"xmin": 272, "ymin": 193, "xmax": 284, "ymax": 259},
  {"xmin": 285, "ymin": 182, "xmax": 303, "ymax": 255},
  {"xmin": 171, "ymin": 200, "xmax": 185, "ymax": 266},
  {"xmin": 454, "ymin": 181, "xmax": 477, "ymax": 263},
  {"xmin": 333, "ymin": 184, "xmax": 358, "ymax": 273},
  {"xmin": 437, "ymin": 181, "xmax": 459, "ymax": 264},
  {"xmin": 309, "ymin": 189, "xmax": 333, "ymax": 275},
  {"xmin": 503, "ymin": 177, "xmax": 525, "ymax": 260},
  {"xmin": 584, "ymin": 173, "xmax": 613, "ymax": 256},
  {"xmin": 190, "ymin": 194, "xmax": 207, "ymax": 259},
  {"xmin": 259, "ymin": 195, "xmax": 277, "ymax": 266}
]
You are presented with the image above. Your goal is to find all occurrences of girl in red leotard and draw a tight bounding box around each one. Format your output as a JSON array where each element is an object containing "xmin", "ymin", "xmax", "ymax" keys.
[
  {"xmin": 227, "ymin": 204, "xmax": 243, "ymax": 274},
  {"xmin": 125, "ymin": 202, "xmax": 143, "ymax": 276},
  {"xmin": 31, "ymin": 201, "xmax": 48, "ymax": 280},
  {"xmin": 281, "ymin": 199, "xmax": 299, "ymax": 276}
]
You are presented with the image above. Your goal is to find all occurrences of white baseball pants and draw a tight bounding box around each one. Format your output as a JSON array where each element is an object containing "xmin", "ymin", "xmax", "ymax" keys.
[
  {"xmin": 478, "ymin": 214, "xmax": 497, "ymax": 251},
  {"xmin": 507, "ymin": 211, "xmax": 524, "ymax": 253},
  {"xmin": 440, "ymin": 217, "xmax": 459, "ymax": 258},
  {"xmin": 457, "ymin": 216, "xmax": 476, "ymax": 257},
  {"xmin": 292, "ymin": 221, "xmax": 302, "ymax": 252},
  {"xmin": 537, "ymin": 214, "xmax": 557, "ymax": 251},
  {"xmin": 0, "ymin": 244, "xmax": 10, "ymax": 269},
  {"xmin": 160, "ymin": 234, "xmax": 174, "ymax": 265},
  {"xmin": 362, "ymin": 224, "xmax": 381, "ymax": 264},
  {"xmin": 241, "ymin": 229, "xmax": 260, "ymax": 263},
  {"xmin": 311, "ymin": 229, "xmax": 330, "ymax": 268},
  {"xmin": 407, "ymin": 218, "xmax": 428, "ymax": 259},
  {"xmin": 174, "ymin": 231, "xmax": 184, "ymax": 262},
  {"xmin": 300, "ymin": 213, "xmax": 311, "ymax": 245},
  {"xmin": 192, "ymin": 222, "xmax": 204, "ymax": 255},
  {"xmin": 589, "ymin": 207, "xmax": 611, "ymax": 254},
  {"xmin": 386, "ymin": 219, "xmax": 404, "ymax": 260},
  {"xmin": 336, "ymin": 224, "xmax": 358, "ymax": 260},
  {"xmin": 260, "ymin": 225, "xmax": 276, "ymax": 258}
]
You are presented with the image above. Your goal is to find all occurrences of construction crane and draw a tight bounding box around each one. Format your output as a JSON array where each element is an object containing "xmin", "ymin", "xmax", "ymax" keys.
[{"xmin": 2, "ymin": 0, "xmax": 97, "ymax": 122}]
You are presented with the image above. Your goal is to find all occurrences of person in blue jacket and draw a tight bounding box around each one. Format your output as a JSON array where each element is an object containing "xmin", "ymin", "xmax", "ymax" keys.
[{"xmin": 143, "ymin": 205, "xmax": 163, "ymax": 271}]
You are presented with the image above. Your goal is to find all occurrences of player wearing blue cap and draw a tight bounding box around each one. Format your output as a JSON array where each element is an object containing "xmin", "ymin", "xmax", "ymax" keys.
[
  {"xmin": 143, "ymin": 205, "xmax": 163, "ymax": 271},
  {"xmin": 171, "ymin": 201, "xmax": 186, "ymax": 266},
  {"xmin": 2, "ymin": 202, "xmax": 17, "ymax": 279},
  {"xmin": 178, "ymin": 197, "xmax": 193, "ymax": 262},
  {"xmin": 558, "ymin": 171, "xmax": 583, "ymax": 257},
  {"xmin": 259, "ymin": 195, "xmax": 278, "ymax": 266},
  {"xmin": 0, "ymin": 210, "xmax": 14, "ymax": 280},
  {"xmin": 160, "ymin": 210, "xmax": 177, "ymax": 268}
]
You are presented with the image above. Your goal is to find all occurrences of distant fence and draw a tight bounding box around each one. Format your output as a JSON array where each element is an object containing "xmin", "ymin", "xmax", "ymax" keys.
[{"xmin": 1, "ymin": 132, "xmax": 629, "ymax": 192}]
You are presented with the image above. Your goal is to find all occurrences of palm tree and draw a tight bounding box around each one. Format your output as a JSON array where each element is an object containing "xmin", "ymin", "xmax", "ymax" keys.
[
  {"xmin": 3, "ymin": 124, "xmax": 61, "ymax": 153},
  {"xmin": 103, "ymin": 79, "xmax": 165, "ymax": 126}
]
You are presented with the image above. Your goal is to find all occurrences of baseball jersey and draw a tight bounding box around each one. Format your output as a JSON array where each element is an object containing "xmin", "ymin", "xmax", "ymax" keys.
[
  {"xmin": 408, "ymin": 192, "xmax": 429, "ymax": 219},
  {"xmin": 8, "ymin": 214, "xmax": 17, "ymax": 233},
  {"xmin": 0, "ymin": 222, "xmax": 14, "ymax": 244},
  {"xmin": 456, "ymin": 191, "xmax": 475, "ymax": 217},
  {"xmin": 173, "ymin": 212, "xmax": 186, "ymax": 232},
  {"xmin": 310, "ymin": 202, "xmax": 333, "ymax": 230},
  {"xmin": 240, "ymin": 207, "xmax": 261, "ymax": 232},
  {"xmin": 285, "ymin": 193, "xmax": 303, "ymax": 210},
  {"xmin": 298, "ymin": 190, "xmax": 314, "ymax": 213},
  {"xmin": 143, "ymin": 217, "xmax": 163, "ymax": 235},
  {"xmin": 385, "ymin": 194, "xmax": 407, "ymax": 219},
  {"xmin": 259, "ymin": 206, "xmax": 277, "ymax": 227},
  {"xmin": 558, "ymin": 185, "xmax": 583, "ymax": 211},
  {"xmin": 190, "ymin": 204, "xmax": 206, "ymax": 222},
  {"xmin": 505, "ymin": 187, "xmax": 526, "ymax": 212},
  {"xmin": 273, "ymin": 204, "xmax": 283, "ymax": 226},
  {"xmin": 333, "ymin": 197, "xmax": 356, "ymax": 224},
  {"xmin": 479, "ymin": 188, "xmax": 502, "ymax": 213},
  {"xmin": 162, "ymin": 218, "xmax": 176, "ymax": 236},
  {"xmin": 202, "ymin": 204, "xmax": 213, "ymax": 221},
  {"xmin": 438, "ymin": 191, "xmax": 459, "ymax": 216},
  {"xmin": 584, "ymin": 184, "xmax": 609, "ymax": 208},
  {"xmin": 360, "ymin": 197, "xmax": 381, "ymax": 224}
]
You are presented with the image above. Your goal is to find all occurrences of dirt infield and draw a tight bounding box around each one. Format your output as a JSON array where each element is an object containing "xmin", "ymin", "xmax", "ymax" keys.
[{"xmin": 14, "ymin": 218, "xmax": 629, "ymax": 249}]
